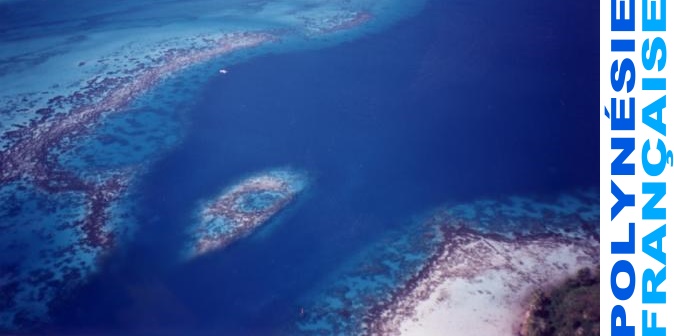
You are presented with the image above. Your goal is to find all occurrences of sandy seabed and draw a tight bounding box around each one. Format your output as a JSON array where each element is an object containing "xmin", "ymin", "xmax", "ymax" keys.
[{"xmin": 368, "ymin": 231, "xmax": 598, "ymax": 336}]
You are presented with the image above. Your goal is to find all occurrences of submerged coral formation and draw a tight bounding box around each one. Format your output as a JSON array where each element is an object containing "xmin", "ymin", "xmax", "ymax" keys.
[{"xmin": 184, "ymin": 169, "xmax": 308, "ymax": 259}]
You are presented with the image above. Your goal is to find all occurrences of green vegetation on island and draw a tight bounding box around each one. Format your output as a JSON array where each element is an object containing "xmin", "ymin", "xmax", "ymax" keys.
[{"xmin": 521, "ymin": 267, "xmax": 599, "ymax": 336}]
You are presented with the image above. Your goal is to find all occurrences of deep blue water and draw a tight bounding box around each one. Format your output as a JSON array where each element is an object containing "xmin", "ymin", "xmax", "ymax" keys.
[{"xmin": 48, "ymin": 0, "xmax": 599, "ymax": 334}]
